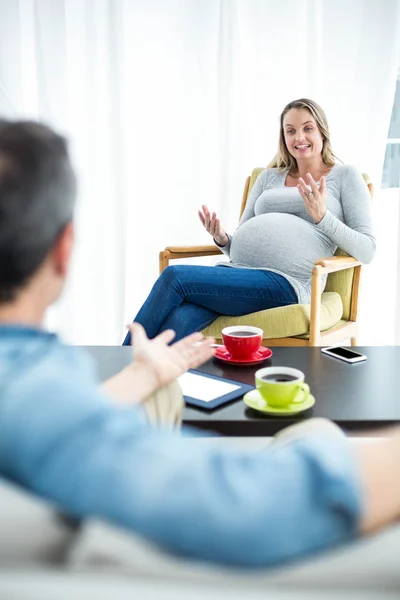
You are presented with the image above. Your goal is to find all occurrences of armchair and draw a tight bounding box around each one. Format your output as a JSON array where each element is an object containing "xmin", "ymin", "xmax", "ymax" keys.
[{"xmin": 159, "ymin": 168, "xmax": 373, "ymax": 347}]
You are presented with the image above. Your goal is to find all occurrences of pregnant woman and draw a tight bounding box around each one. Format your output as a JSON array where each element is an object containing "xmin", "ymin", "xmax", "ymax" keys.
[{"xmin": 123, "ymin": 98, "xmax": 376, "ymax": 343}]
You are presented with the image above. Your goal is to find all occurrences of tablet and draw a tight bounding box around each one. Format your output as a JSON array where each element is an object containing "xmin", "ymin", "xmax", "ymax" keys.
[{"xmin": 179, "ymin": 369, "xmax": 254, "ymax": 410}]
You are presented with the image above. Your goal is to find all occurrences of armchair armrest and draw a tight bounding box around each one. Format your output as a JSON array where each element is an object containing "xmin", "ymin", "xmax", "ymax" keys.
[
  {"xmin": 164, "ymin": 245, "xmax": 221, "ymax": 254},
  {"xmin": 159, "ymin": 245, "xmax": 223, "ymax": 274},
  {"xmin": 310, "ymin": 255, "xmax": 362, "ymax": 345},
  {"xmin": 313, "ymin": 255, "xmax": 361, "ymax": 275}
]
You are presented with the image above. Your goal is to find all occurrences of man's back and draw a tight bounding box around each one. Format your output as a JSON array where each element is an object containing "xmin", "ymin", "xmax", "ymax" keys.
[{"xmin": 0, "ymin": 324, "xmax": 362, "ymax": 567}]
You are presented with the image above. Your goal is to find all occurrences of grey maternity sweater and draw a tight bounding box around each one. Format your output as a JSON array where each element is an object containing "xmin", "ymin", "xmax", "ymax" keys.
[{"xmin": 217, "ymin": 165, "xmax": 376, "ymax": 304}]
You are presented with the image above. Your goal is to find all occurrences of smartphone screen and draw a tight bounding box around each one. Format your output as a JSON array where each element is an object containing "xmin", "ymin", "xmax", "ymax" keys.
[{"xmin": 323, "ymin": 347, "xmax": 364, "ymax": 359}]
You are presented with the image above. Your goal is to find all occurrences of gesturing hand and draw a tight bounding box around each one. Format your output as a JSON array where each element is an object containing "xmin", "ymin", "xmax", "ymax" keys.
[
  {"xmin": 129, "ymin": 323, "xmax": 215, "ymax": 391},
  {"xmin": 198, "ymin": 204, "xmax": 228, "ymax": 246},
  {"xmin": 298, "ymin": 173, "xmax": 327, "ymax": 224}
]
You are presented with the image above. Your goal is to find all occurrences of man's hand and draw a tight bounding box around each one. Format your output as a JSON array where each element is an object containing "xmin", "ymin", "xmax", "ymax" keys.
[
  {"xmin": 102, "ymin": 324, "xmax": 215, "ymax": 404},
  {"xmin": 130, "ymin": 323, "xmax": 215, "ymax": 388}
]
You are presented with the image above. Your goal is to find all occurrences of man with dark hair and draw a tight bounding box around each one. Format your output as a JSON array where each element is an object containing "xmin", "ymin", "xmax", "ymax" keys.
[
  {"xmin": 0, "ymin": 120, "xmax": 76, "ymax": 302},
  {"xmin": 1, "ymin": 119, "xmax": 400, "ymax": 568},
  {"xmin": 0, "ymin": 120, "xmax": 211, "ymax": 422}
]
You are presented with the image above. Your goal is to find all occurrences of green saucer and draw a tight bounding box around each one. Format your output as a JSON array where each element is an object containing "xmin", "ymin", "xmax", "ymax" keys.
[{"xmin": 243, "ymin": 389, "xmax": 315, "ymax": 416}]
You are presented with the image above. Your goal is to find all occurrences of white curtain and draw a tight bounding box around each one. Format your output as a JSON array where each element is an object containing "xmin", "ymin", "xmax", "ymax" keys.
[{"xmin": 0, "ymin": 0, "xmax": 399, "ymax": 344}]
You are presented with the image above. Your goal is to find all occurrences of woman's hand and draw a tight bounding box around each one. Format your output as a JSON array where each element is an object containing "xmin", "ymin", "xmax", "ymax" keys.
[
  {"xmin": 298, "ymin": 173, "xmax": 327, "ymax": 224},
  {"xmin": 198, "ymin": 204, "xmax": 228, "ymax": 246}
]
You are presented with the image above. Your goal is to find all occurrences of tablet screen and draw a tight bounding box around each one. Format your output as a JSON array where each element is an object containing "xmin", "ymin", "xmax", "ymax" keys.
[{"xmin": 178, "ymin": 372, "xmax": 241, "ymax": 403}]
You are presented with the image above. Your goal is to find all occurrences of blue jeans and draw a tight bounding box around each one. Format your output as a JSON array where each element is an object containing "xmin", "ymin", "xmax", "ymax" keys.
[{"xmin": 123, "ymin": 265, "xmax": 297, "ymax": 343}]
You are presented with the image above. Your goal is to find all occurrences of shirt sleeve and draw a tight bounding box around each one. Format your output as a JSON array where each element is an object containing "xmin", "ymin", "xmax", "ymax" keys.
[
  {"xmin": 214, "ymin": 169, "xmax": 270, "ymax": 258},
  {"xmin": 315, "ymin": 166, "xmax": 376, "ymax": 263},
  {"xmin": 1, "ymin": 377, "xmax": 363, "ymax": 568}
]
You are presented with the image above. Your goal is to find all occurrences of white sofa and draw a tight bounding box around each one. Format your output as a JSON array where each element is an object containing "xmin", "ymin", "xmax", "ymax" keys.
[{"xmin": 1, "ymin": 478, "xmax": 399, "ymax": 599}]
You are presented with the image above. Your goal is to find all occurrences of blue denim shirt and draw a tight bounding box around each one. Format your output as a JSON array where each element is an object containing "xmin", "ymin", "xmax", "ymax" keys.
[{"xmin": 0, "ymin": 325, "xmax": 363, "ymax": 567}]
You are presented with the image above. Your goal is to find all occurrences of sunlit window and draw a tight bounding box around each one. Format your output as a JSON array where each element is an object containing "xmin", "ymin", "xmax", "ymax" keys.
[{"xmin": 381, "ymin": 75, "xmax": 400, "ymax": 189}]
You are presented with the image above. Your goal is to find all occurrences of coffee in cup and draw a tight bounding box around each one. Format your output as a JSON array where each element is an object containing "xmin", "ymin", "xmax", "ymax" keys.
[
  {"xmin": 261, "ymin": 374, "xmax": 297, "ymax": 383},
  {"xmin": 222, "ymin": 326, "xmax": 263, "ymax": 359},
  {"xmin": 255, "ymin": 366, "xmax": 310, "ymax": 408}
]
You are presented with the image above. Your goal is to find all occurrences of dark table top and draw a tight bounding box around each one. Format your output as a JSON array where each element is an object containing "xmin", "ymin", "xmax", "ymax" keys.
[{"xmin": 84, "ymin": 345, "xmax": 400, "ymax": 437}]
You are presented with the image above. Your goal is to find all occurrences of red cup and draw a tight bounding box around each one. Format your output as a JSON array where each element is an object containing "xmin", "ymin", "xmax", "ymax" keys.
[{"xmin": 222, "ymin": 326, "xmax": 263, "ymax": 359}]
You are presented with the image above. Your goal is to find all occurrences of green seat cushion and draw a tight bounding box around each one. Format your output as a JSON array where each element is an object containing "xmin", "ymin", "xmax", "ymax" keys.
[
  {"xmin": 326, "ymin": 249, "xmax": 353, "ymax": 321},
  {"xmin": 294, "ymin": 319, "xmax": 348, "ymax": 340},
  {"xmin": 202, "ymin": 291, "xmax": 343, "ymax": 339}
]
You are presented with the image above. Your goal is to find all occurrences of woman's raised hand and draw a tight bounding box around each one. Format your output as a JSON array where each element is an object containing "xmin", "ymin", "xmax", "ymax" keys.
[
  {"xmin": 298, "ymin": 173, "xmax": 328, "ymax": 224},
  {"xmin": 198, "ymin": 204, "xmax": 229, "ymax": 246}
]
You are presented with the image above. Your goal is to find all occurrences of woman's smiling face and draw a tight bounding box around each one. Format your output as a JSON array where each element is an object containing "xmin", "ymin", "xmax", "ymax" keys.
[{"xmin": 283, "ymin": 108, "xmax": 324, "ymax": 162}]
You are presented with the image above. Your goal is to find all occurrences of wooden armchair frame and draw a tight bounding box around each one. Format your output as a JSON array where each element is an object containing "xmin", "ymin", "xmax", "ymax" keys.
[{"xmin": 159, "ymin": 175, "xmax": 373, "ymax": 347}]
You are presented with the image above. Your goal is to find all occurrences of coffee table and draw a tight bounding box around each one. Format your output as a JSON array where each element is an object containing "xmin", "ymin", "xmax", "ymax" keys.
[{"xmin": 84, "ymin": 345, "xmax": 400, "ymax": 437}]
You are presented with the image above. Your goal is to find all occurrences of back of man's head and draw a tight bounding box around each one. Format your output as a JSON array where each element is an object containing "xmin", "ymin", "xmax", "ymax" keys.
[{"xmin": 0, "ymin": 120, "xmax": 76, "ymax": 303}]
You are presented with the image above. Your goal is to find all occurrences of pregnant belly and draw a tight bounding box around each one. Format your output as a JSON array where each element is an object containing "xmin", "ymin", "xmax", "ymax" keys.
[{"xmin": 229, "ymin": 213, "xmax": 333, "ymax": 279}]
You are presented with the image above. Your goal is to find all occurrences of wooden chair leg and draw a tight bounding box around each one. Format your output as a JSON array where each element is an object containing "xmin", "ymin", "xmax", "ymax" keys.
[
  {"xmin": 159, "ymin": 251, "xmax": 170, "ymax": 274},
  {"xmin": 309, "ymin": 265, "xmax": 322, "ymax": 346}
]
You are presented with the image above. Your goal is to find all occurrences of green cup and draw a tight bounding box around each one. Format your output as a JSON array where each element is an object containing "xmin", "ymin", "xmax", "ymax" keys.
[{"xmin": 255, "ymin": 366, "xmax": 310, "ymax": 408}]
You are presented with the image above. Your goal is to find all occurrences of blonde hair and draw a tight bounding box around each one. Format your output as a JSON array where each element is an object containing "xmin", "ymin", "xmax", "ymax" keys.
[{"xmin": 268, "ymin": 98, "xmax": 337, "ymax": 174}]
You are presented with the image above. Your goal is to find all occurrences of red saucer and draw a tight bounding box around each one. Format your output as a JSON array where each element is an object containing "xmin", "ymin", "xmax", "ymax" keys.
[{"xmin": 214, "ymin": 345, "xmax": 273, "ymax": 365}]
